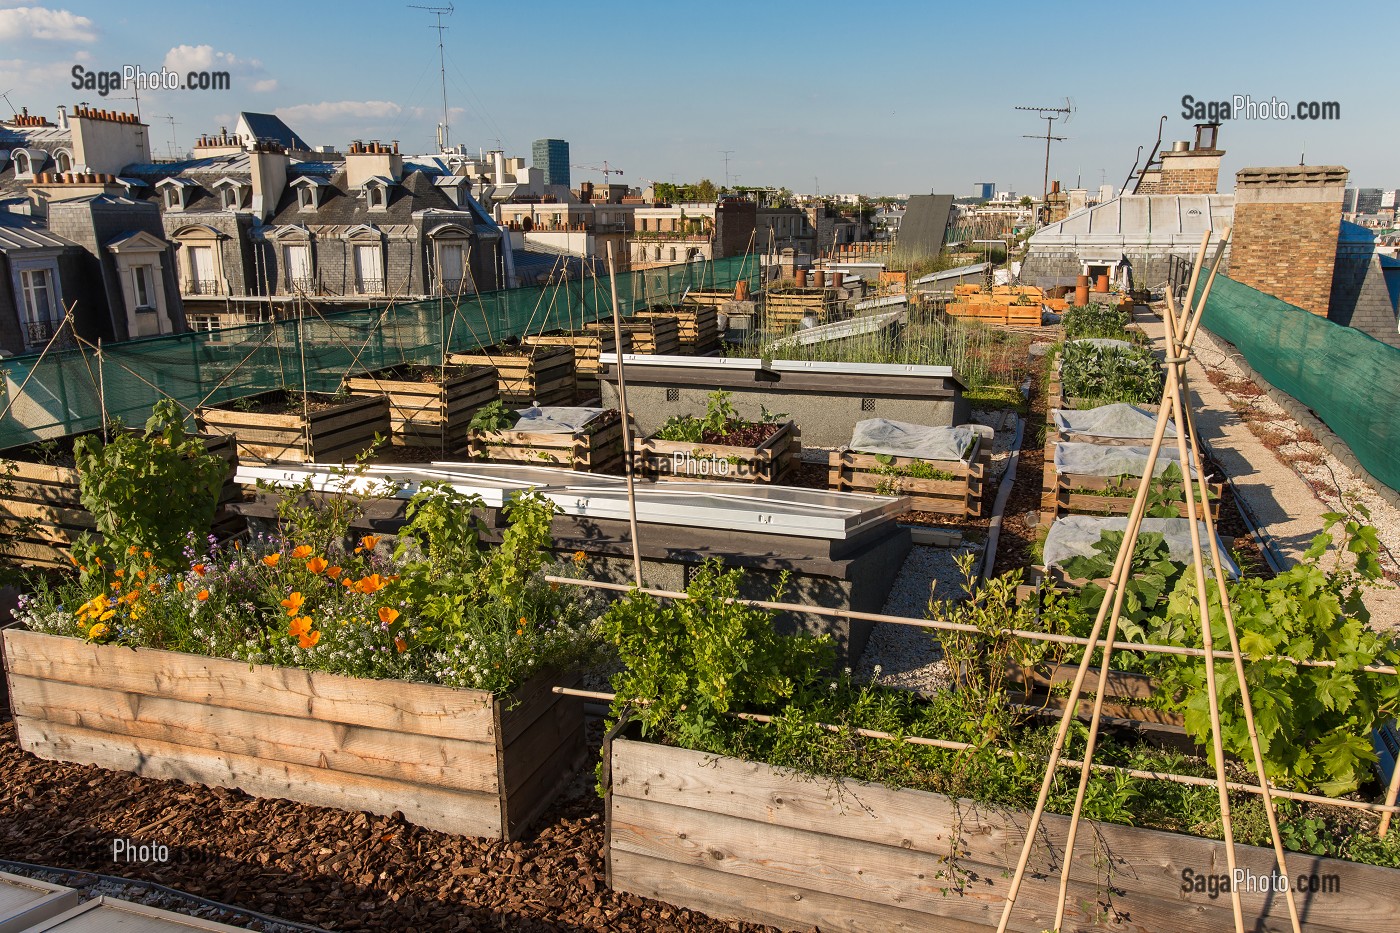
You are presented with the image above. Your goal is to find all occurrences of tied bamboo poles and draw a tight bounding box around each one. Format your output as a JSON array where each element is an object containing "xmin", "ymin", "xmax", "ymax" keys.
[
  {"xmin": 996, "ymin": 227, "xmax": 1298, "ymax": 933},
  {"xmin": 606, "ymin": 240, "xmax": 644, "ymax": 588}
]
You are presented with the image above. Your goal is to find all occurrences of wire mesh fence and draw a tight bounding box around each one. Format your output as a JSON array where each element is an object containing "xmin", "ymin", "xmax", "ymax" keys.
[{"xmin": 0, "ymin": 255, "xmax": 759, "ymax": 450}]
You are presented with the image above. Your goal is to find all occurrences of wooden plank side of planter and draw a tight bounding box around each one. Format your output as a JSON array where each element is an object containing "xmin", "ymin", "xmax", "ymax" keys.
[
  {"xmin": 6, "ymin": 673, "xmax": 500, "ymax": 793},
  {"xmin": 497, "ymin": 672, "xmax": 586, "ymax": 839},
  {"xmin": 635, "ymin": 422, "xmax": 797, "ymax": 484},
  {"xmin": 608, "ymin": 738, "xmax": 1394, "ymax": 933},
  {"xmin": 2, "ymin": 631, "xmax": 494, "ymax": 741},
  {"xmin": 346, "ymin": 367, "xmax": 497, "ymax": 448},
  {"xmin": 16, "ymin": 718, "xmax": 501, "ymax": 838},
  {"xmin": 449, "ymin": 347, "xmax": 575, "ymax": 407},
  {"xmin": 828, "ymin": 449, "xmax": 984, "ymax": 517},
  {"xmin": 466, "ymin": 415, "xmax": 623, "ymax": 472}
]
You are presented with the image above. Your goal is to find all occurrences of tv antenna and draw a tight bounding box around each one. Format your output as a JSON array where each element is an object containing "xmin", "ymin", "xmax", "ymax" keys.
[
  {"xmin": 1017, "ymin": 99, "xmax": 1074, "ymax": 215},
  {"xmin": 156, "ymin": 113, "xmax": 179, "ymax": 158},
  {"xmin": 0, "ymin": 89, "xmax": 17, "ymax": 119},
  {"xmin": 720, "ymin": 150, "xmax": 734, "ymax": 188},
  {"xmin": 409, "ymin": 3, "xmax": 454, "ymax": 151}
]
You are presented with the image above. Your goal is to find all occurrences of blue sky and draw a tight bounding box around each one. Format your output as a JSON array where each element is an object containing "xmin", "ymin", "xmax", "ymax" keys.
[{"xmin": 1, "ymin": 0, "xmax": 1394, "ymax": 196}]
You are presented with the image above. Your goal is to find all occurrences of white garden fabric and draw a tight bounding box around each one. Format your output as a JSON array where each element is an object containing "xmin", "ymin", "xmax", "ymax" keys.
[
  {"xmin": 1052, "ymin": 403, "xmax": 1176, "ymax": 443},
  {"xmin": 1043, "ymin": 515, "xmax": 1237, "ymax": 578},
  {"xmin": 849, "ymin": 419, "xmax": 977, "ymax": 462},
  {"xmin": 511, "ymin": 407, "xmax": 607, "ymax": 434}
]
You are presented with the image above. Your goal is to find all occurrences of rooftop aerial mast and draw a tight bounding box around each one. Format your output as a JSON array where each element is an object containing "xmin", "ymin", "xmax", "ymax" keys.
[{"xmin": 410, "ymin": 3, "xmax": 455, "ymax": 151}]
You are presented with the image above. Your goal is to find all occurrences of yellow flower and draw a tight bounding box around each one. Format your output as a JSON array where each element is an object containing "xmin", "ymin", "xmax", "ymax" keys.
[
  {"xmin": 306, "ymin": 556, "xmax": 328, "ymax": 575},
  {"xmin": 298, "ymin": 630, "xmax": 321, "ymax": 649},
  {"xmin": 572, "ymin": 550, "xmax": 586, "ymax": 565},
  {"xmin": 262, "ymin": 553, "xmax": 281, "ymax": 568},
  {"xmin": 88, "ymin": 622, "xmax": 109, "ymax": 639},
  {"xmin": 289, "ymin": 615, "xmax": 313, "ymax": 637},
  {"xmin": 291, "ymin": 545, "xmax": 314, "ymax": 559},
  {"xmin": 377, "ymin": 606, "xmax": 399, "ymax": 625},
  {"xmin": 281, "ymin": 591, "xmax": 306, "ymax": 616},
  {"xmin": 98, "ymin": 609, "xmax": 115, "ymax": 621},
  {"xmin": 196, "ymin": 589, "xmax": 210, "ymax": 601}
]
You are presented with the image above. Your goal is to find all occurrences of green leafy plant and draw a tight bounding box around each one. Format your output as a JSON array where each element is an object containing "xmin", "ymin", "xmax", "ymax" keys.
[
  {"xmin": 71, "ymin": 399, "xmax": 229, "ymax": 575},
  {"xmin": 1060, "ymin": 530, "xmax": 1190, "ymax": 643},
  {"xmin": 1151, "ymin": 507, "xmax": 1400, "ymax": 796},
  {"xmin": 1062, "ymin": 304, "xmax": 1131, "ymax": 340},
  {"xmin": 654, "ymin": 390, "xmax": 752, "ymax": 443},
  {"xmin": 1059, "ymin": 341, "xmax": 1162, "ymax": 407},
  {"xmin": 468, "ymin": 400, "xmax": 520, "ymax": 434}
]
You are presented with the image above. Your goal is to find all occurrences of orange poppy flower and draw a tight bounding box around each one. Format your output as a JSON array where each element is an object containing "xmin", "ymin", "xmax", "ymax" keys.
[
  {"xmin": 177, "ymin": 580, "xmax": 186, "ymax": 592},
  {"xmin": 377, "ymin": 606, "xmax": 399, "ymax": 625},
  {"xmin": 298, "ymin": 630, "xmax": 321, "ymax": 649},
  {"xmin": 394, "ymin": 635, "xmax": 408, "ymax": 653},
  {"xmin": 353, "ymin": 573, "xmax": 386, "ymax": 594},
  {"xmin": 360, "ymin": 534, "xmax": 381, "ymax": 551},
  {"xmin": 110, "ymin": 582, "xmax": 122, "ymax": 590},
  {"xmin": 114, "ymin": 569, "xmax": 125, "ymax": 578},
  {"xmin": 196, "ymin": 589, "xmax": 210, "ymax": 601},
  {"xmin": 192, "ymin": 563, "xmax": 207, "ymax": 576},
  {"xmin": 262, "ymin": 553, "xmax": 281, "ymax": 568},
  {"xmin": 127, "ymin": 545, "xmax": 138, "ymax": 555},
  {"xmin": 288, "ymin": 615, "xmax": 312, "ymax": 637},
  {"xmin": 326, "ymin": 565, "xmax": 343, "ymax": 579},
  {"xmin": 291, "ymin": 545, "xmax": 314, "ymax": 559},
  {"xmin": 280, "ymin": 591, "xmax": 305, "ymax": 616},
  {"xmin": 306, "ymin": 556, "xmax": 328, "ymax": 575}
]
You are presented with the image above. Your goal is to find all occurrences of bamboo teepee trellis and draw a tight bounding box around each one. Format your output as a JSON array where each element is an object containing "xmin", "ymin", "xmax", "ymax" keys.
[{"xmin": 993, "ymin": 228, "xmax": 1304, "ymax": 933}]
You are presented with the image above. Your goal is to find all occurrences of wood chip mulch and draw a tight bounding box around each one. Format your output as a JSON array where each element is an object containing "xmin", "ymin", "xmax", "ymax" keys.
[{"xmin": 0, "ymin": 721, "xmax": 773, "ymax": 933}]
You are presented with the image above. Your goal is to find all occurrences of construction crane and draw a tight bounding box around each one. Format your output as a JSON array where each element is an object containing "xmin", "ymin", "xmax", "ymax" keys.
[{"xmin": 573, "ymin": 161, "xmax": 624, "ymax": 181}]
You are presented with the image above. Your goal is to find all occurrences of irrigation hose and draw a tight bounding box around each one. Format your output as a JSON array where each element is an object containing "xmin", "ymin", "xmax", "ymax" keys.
[{"xmin": 0, "ymin": 858, "xmax": 331, "ymax": 932}]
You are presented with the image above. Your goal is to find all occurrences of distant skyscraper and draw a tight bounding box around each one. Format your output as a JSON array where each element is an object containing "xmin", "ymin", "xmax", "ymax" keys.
[
  {"xmin": 976, "ymin": 182, "xmax": 995, "ymax": 200},
  {"xmin": 532, "ymin": 138, "xmax": 570, "ymax": 188},
  {"xmin": 1343, "ymin": 188, "xmax": 1358, "ymax": 213},
  {"xmin": 1355, "ymin": 188, "xmax": 1384, "ymax": 214}
]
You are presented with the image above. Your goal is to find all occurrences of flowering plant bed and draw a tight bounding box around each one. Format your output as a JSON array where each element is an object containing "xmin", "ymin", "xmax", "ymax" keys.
[
  {"xmin": 10, "ymin": 480, "xmax": 603, "ymax": 839},
  {"xmin": 344, "ymin": 363, "xmax": 497, "ymax": 449},
  {"xmin": 197, "ymin": 391, "xmax": 390, "ymax": 464},
  {"xmin": 634, "ymin": 392, "xmax": 797, "ymax": 483},
  {"xmin": 448, "ymin": 345, "xmax": 575, "ymax": 407}
]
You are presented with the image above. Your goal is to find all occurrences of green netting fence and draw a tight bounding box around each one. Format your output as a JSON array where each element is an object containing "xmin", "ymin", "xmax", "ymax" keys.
[
  {"xmin": 1195, "ymin": 273, "xmax": 1400, "ymax": 494},
  {"xmin": 0, "ymin": 254, "xmax": 759, "ymax": 451}
]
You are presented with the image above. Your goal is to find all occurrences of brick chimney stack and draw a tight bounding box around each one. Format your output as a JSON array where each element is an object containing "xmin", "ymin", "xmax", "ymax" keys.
[{"xmin": 1229, "ymin": 165, "xmax": 1348, "ymax": 316}]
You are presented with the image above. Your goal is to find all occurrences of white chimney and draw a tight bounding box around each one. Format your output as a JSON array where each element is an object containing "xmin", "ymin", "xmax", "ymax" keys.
[
  {"xmin": 56, "ymin": 105, "xmax": 68, "ymax": 130},
  {"xmin": 492, "ymin": 150, "xmax": 506, "ymax": 187}
]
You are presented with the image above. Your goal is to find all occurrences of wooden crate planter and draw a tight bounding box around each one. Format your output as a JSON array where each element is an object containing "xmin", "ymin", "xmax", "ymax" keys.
[
  {"xmin": 634, "ymin": 421, "xmax": 799, "ymax": 484},
  {"xmin": 345, "ymin": 364, "xmax": 497, "ymax": 449},
  {"xmin": 1041, "ymin": 461, "xmax": 1222, "ymax": 523},
  {"xmin": 947, "ymin": 301, "xmax": 1041, "ymax": 327},
  {"xmin": 606, "ymin": 735, "xmax": 1396, "ymax": 933},
  {"xmin": 448, "ymin": 345, "xmax": 575, "ymax": 407},
  {"xmin": 1005, "ymin": 661, "xmax": 1185, "ymax": 729},
  {"xmin": 466, "ymin": 409, "xmax": 624, "ymax": 472},
  {"xmin": 764, "ymin": 292, "xmax": 836, "ymax": 332},
  {"xmin": 2, "ymin": 629, "xmax": 585, "ymax": 840},
  {"xmin": 0, "ymin": 436, "xmax": 241, "ymax": 569},
  {"xmin": 828, "ymin": 447, "xmax": 985, "ymax": 518},
  {"xmin": 637, "ymin": 306, "xmax": 718, "ymax": 354},
  {"xmin": 198, "ymin": 393, "xmax": 390, "ymax": 464},
  {"xmin": 524, "ymin": 331, "xmax": 629, "ymax": 398},
  {"xmin": 584, "ymin": 316, "xmax": 680, "ymax": 356}
]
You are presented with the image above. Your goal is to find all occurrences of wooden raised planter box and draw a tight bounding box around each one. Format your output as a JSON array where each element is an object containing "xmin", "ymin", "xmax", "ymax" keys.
[
  {"xmin": 2, "ymin": 629, "xmax": 584, "ymax": 840},
  {"xmin": 634, "ymin": 421, "xmax": 799, "ymax": 484},
  {"xmin": 584, "ymin": 316, "xmax": 680, "ymax": 356},
  {"xmin": 947, "ymin": 301, "xmax": 1041, "ymax": 327},
  {"xmin": 523, "ymin": 331, "xmax": 629, "ymax": 398},
  {"xmin": 1041, "ymin": 465, "xmax": 1222, "ymax": 523},
  {"xmin": 637, "ymin": 306, "xmax": 718, "ymax": 355},
  {"xmin": 0, "ymin": 436, "xmax": 241, "ymax": 569},
  {"xmin": 466, "ymin": 409, "xmax": 624, "ymax": 472},
  {"xmin": 198, "ymin": 392, "xmax": 390, "ymax": 464},
  {"xmin": 606, "ymin": 735, "xmax": 1396, "ymax": 933},
  {"xmin": 828, "ymin": 446, "xmax": 986, "ymax": 518},
  {"xmin": 1007, "ymin": 661, "xmax": 1185, "ymax": 729},
  {"xmin": 345, "ymin": 364, "xmax": 497, "ymax": 449},
  {"xmin": 448, "ymin": 345, "xmax": 575, "ymax": 407}
]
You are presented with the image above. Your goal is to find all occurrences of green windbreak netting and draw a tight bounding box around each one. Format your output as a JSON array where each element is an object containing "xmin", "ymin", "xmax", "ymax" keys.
[
  {"xmin": 0, "ymin": 254, "xmax": 758, "ymax": 450},
  {"xmin": 1195, "ymin": 273, "xmax": 1400, "ymax": 494}
]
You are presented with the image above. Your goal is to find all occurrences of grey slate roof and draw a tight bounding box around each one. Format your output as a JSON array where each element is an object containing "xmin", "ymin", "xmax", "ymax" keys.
[
  {"xmin": 0, "ymin": 212, "xmax": 78, "ymax": 251},
  {"xmin": 238, "ymin": 112, "xmax": 310, "ymax": 151}
]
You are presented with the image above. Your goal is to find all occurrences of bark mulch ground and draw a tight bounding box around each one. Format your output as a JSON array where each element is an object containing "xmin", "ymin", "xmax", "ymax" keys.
[{"xmin": 0, "ymin": 721, "xmax": 773, "ymax": 933}]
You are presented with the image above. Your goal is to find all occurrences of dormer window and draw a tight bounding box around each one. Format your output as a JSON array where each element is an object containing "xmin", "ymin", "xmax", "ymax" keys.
[
  {"xmin": 157, "ymin": 178, "xmax": 194, "ymax": 211},
  {"xmin": 220, "ymin": 187, "xmax": 239, "ymax": 210},
  {"xmin": 367, "ymin": 185, "xmax": 385, "ymax": 209},
  {"xmin": 164, "ymin": 187, "xmax": 181, "ymax": 209},
  {"xmin": 13, "ymin": 151, "xmax": 30, "ymax": 176},
  {"xmin": 290, "ymin": 176, "xmax": 327, "ymax": 211},
  {"xmin": 362, "ymin": 177, "xmax": 392, "ymax": 211},
  {"xmin": 298, "ymin": 187, "xmax": 315, "ymax": 210},
  {"xmin": 54, "ymin": 150, "xmax": 72, "ymax": 174}
]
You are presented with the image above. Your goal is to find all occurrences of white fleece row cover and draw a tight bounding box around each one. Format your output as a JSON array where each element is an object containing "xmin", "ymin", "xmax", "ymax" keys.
[
  {"xmin": 849, "ymin": 419, "xmax": 976, "ymax": 462},
  {"xmin": 1053, "ymin": 403, "xmax": 1176, "ymax": 442},
  {"xmin": 1054, "ymin": 441, "xmax": 1197, "ymax": 478},
  {"xmin": 1044, "ymin": 515, "xmax": 1238, "ymax": 578},
  {"xmin": 511, "ymin": 407, "xmax": 608, "ymax": 434}
]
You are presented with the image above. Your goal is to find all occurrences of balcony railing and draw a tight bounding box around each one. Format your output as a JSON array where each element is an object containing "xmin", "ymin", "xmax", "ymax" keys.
[
  {"xmin": 182, "ymin": 279, "xmax": 222, "ymax": 295},
  {"xmin": 25, "ymin": 319, "xmax": 57, "ymax": 346},
  {"xmin": 357, "ymin": 278, "xmax": 385, "ymax": 296}
]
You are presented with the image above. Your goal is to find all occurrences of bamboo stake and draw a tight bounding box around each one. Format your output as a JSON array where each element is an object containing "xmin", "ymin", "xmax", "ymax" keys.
[
  {"xmin": 542, "ymin": 574, "xmax": 1400, "ymax": 676},
  {"xmin": 96, "ymin": 339, "xmax": 108, "ymax": 442},
  {"xmin": 1168, "ymin": 290, "xmax": 1301, "ymax": 932},
  {"xmin": 606, "ymin": 241, "xmax": 643, "ymax": 588},
  {"xmin": 1381, "ymin": 757, "xmax": 1400, "ymax": 838}
]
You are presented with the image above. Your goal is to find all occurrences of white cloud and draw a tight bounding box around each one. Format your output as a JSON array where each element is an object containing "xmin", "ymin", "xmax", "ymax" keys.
[
  {"xmin": 0, "ymin": 56, "xmax": 82, "ymax": 99},
  {"xmin": 275, "ymin": 100, "xmax": 404, "ymax": 123},
  {"xmin": 0, "ymin": 6, "xmax": 96, "ymax": 43},
  {"xmin": 162, "ymin": 44, "xmax": 276, "ymax": 92}
]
